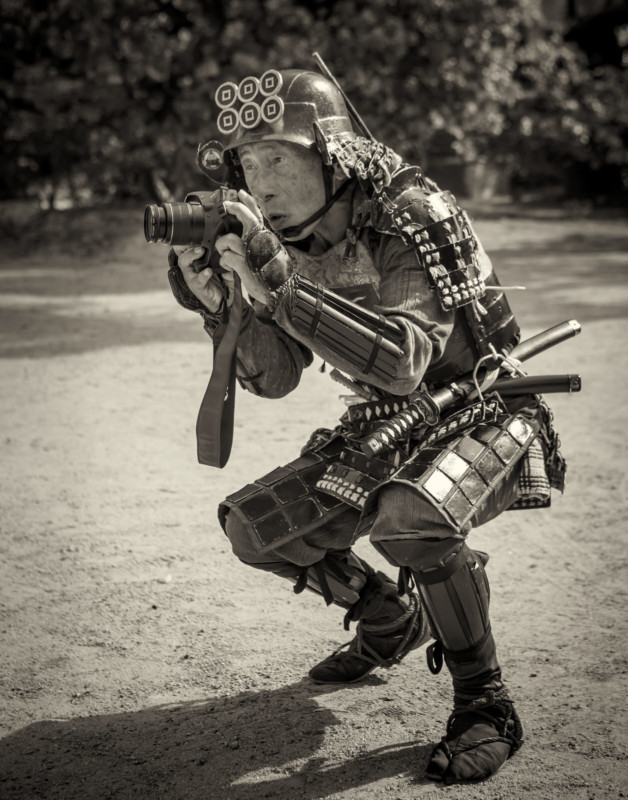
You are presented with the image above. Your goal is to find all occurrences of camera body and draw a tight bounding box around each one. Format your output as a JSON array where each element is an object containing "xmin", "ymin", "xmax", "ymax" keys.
[{"xmin": 144, "ymin": 188, "xmax": 243, "ymax": 272}]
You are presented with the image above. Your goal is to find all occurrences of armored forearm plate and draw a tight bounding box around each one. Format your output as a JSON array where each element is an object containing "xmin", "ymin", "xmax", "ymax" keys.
[{"xmin": 287, "ymin": 274, "xmax": 406, "ymax": 382}]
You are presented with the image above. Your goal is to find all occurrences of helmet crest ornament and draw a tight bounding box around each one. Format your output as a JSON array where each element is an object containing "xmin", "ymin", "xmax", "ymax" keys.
[{"xmin": 215, "ymin": 70, "xmax": 285, "ymax": 135}]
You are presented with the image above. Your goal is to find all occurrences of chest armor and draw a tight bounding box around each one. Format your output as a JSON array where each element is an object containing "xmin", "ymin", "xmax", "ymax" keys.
[
  {"xmin": 287, "ymin": 170, "xmax": 519, "ymax": 378},
  {"xmin": 286, "ymin": 237, "xmax": 381, "ymax": 306},
  {"xmin": 371, "ymin": 167, "xmax": 520, "ymax": 371}
]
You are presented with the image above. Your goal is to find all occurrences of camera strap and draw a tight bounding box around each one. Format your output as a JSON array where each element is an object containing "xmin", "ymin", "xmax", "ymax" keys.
[{"xmin": 195, "ymin": 275, "xmax": 243, "ymax": 468}]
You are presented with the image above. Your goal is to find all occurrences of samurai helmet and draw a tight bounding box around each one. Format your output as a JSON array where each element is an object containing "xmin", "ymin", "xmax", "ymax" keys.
[{"xmin": 197, "ymin": 69, "xmax": 356, "ymax": 191}]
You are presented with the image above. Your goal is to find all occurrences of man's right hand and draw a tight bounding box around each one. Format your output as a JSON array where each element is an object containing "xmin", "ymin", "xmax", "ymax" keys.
[{"xmin": 173, "ymin": 245, "xmax": 234, "ymax": 313}]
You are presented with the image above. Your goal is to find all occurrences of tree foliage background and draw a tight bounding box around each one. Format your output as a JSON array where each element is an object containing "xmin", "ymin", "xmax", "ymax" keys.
[{"xmin": 2, "ymin": 0, "xmax": 627, "ymax": 207}]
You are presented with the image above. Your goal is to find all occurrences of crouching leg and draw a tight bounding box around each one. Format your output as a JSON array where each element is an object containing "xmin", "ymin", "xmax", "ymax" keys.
[
  {"xmin": 222, "ymin": 507, "xmax": 429, "ymax": 684},
  {"xmin": 372, "ymin": 488, "xmax": 523, "ymax": 784}
]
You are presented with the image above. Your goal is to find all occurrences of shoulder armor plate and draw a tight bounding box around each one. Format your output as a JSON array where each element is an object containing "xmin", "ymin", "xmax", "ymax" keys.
[{"xmin": 370, "ymin": 168, "xmax": 487, "ymax": 312}]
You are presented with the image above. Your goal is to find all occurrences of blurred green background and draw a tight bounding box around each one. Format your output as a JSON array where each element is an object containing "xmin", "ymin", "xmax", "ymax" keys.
[{"xmin": 2, "ymin": 0, "xmax": 627, "ymax": 210}]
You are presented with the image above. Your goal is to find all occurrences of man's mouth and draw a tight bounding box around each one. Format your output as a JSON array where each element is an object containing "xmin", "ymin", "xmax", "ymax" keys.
[{"xmin": 266, "ymin": 213, "xmax": 287, "ymax": 229}]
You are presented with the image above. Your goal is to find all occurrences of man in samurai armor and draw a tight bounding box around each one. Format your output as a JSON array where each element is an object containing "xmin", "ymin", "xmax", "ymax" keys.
[{"xmin": 167, "ymin": 67, "xmax": 566, "ymax": 784}]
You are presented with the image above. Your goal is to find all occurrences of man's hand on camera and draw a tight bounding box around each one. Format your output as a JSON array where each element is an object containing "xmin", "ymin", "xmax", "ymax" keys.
[
  {"xmin": 174, "ymin": 245, "xmax": 233, "ymax": 313},
  {"xmin": 217, "ymin": 190, "xmax": 293, "ymax": 306},
  {"xmin": 215, "ymin": 190, "xmax": 269, "ymax": 304}
]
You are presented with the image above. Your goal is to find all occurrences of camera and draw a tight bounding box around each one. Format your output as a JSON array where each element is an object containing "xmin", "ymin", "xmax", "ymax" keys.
[{"xmin": 144, "ymin": 188, "xmax": 242, "ymax": 271}]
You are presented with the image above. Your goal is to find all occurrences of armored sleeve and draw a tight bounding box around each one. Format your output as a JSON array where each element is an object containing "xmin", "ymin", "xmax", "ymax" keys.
[
  {"xmin": 272, "ymin": 233, "xmax": 454, "ymax": 396},
  {"xmin": 233, "ymin": 300, "xmax": 313, "ymax": 398}
]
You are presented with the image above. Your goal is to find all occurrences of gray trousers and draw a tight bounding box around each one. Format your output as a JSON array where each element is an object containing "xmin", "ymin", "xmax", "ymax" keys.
[{"xmin": 224, "ymin": 462, "xmax": 521, "ymax": 573}]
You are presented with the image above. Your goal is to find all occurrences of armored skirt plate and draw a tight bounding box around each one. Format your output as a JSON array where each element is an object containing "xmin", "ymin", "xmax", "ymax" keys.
[{"xmin": 218, "ymin": 409, "xmax": 539, "ymax": 552}]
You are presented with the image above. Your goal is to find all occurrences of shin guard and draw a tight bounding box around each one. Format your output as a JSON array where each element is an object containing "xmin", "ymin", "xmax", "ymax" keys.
[
  {"xmin": 412, "ymin": 542, "xmax": 502, "ymax": 698},
  {"xmin": 413, "ymin": 542, "xmax": 490, "ymax": 651}
]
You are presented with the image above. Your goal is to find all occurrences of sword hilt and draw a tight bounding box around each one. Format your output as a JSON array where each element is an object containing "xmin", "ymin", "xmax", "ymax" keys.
[{"xmin": 360, "ymin": 319, "xmax": 582, "ymax": 457}]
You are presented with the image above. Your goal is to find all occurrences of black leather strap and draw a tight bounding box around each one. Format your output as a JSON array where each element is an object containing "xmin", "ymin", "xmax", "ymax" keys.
[{"xmin": 196, "ymin": 275, "xmax": 243, "ymax": 468}]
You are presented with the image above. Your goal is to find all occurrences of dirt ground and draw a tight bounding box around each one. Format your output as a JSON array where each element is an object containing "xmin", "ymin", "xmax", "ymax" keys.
[{"xmin": 0, "ymin": 203, "xmax": 627, "ymax": 800}]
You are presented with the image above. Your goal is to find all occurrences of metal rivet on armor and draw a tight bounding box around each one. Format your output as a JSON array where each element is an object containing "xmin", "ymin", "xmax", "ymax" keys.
[{"xmin": 215, "ymin": 81, "xmax": 238, "ymax": 109}]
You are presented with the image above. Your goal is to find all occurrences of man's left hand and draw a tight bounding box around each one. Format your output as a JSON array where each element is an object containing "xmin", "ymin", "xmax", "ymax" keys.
[
  {"xmin": 215, "ymin": 190, "xmax": 268, "ymax": 303},
  {"xmin": 216, "ymin": 190, "xmax": 293, "ymax": 306}
]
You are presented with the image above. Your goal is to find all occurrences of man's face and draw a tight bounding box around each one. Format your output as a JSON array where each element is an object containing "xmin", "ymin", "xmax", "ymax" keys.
[{"xmin": 237, "ymin": 140, "xmax": 325, "ymax": 238}]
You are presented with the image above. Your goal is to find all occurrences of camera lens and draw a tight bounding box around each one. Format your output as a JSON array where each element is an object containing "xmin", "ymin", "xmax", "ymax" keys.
[
  {"xmin": 143, "ymin": 202, "xmax": 206, "ymax": 245},
  {"xmin": 144, "ymin": 204, "xmax": 167, "ymax": 243}
]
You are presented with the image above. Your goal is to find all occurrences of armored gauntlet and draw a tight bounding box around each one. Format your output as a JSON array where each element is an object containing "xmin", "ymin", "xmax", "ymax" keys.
[
  {"xmin": 243, "ymin": 226, "xmax": 295, "ymax": 306},
  {"xmin": 285, "ymin": 275, "xmax": 406, "ymax": 384}
]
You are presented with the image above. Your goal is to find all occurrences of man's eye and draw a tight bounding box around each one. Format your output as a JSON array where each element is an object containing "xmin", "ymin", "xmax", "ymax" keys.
[
  {"xmin": 272, "ymin": 156, "xmax": 286, "ymax": 166},
  {"xmin": 243, "ymin": 162, "xmax": 256, "ymax": 171}
]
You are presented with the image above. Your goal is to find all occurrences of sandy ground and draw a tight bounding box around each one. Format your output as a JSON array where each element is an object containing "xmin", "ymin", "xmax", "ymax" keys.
[{"xmin": 0, "ymin": 205, "xmax": 627, "ymax": 799}]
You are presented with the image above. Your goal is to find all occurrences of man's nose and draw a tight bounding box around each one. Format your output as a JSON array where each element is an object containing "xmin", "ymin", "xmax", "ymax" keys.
[{"xmin": 249, "ymin": 166, "xmax": 277, "ymax": 202}]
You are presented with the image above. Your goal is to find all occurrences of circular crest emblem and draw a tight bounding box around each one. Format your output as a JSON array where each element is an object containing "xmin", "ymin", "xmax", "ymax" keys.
[
  {"xmin": 261, "ymin": 95, "xmax": 284, "ymax": 124},
  {"xmin": 239, "ymin": 102, "xmax": 262, "ymax": 130},
  {"xmin": 200, "ymin": 146, "xmax": 223, "ymax": 171},
  {"xmin": 215, "ymin": 81, "xmax": 238, "ymax": 109},
  {"xmin": 217, "ymin": 108, "xmax": 240, "ymax": 135},
  {"xmin": 237, "ymin": 76, "xmax": 260, "ymax": 103},
  {"xmin": 259, "ymin": 69, "xmax": 283, "ymax": 97}
]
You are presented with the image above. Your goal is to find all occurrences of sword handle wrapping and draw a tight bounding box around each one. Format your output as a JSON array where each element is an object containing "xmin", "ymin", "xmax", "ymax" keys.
[
  {"xmin": 360, "ymin": 393, "xmax": 440, "ymax": 457},
  {"xmin": 360, "ymin": 320, "xmax": 582, "ymax": 457}
]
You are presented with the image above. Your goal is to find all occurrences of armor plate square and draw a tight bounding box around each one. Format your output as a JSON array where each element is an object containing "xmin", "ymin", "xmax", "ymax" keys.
[
  {"xmin": 508, "ymin": 417, "xmax": 533, "ymax": 445},
  {"xmin": 422, "ymin": 469, "xmax": 455, "ymax": 502},
  {"xmin": 459, "ymin": 470, "xmax": 488, "ymax": 503},
  {"xmin": 444, "ymin": 490, "xmax": 474, "ymax": 526},
  {"xmin": 288, "ymin": 498, "xmax": 323, "ymax": 528},
  {"xmin": 438, "ymin": 451, "xmax": 469, "ymax": 481},
  {"xmin": 493, "ymin": 433, "xmax": 520, "ymax": 464},
  {"xmin": 239, "ymin": 490, "xmax": 277, "ymax": 520},
  {"xmin": 472, "ymin": 425, "xmax": 501, "ymax": 445},
  {"xmin": 274, "ymin": 477, "xmax": 308, "ymax": 503},
  {"xmin": 225, "ymin": 483, "xmax": 260, "ymax": 504},
  {"xmin": 299, "ymin": 462, "xmax": 331, "ymax": 486},
  {"xmin": 288, "ymin": 453, "xmax": 323, "ymax": 471},
  {"xmin": 454, "ymin": 436, "xmax": 485, "ymax": 463},
  {"xmin": 475, "ymin": 450, "xmax": 504, "ymax": 483},
  {"xmin": 253, "ymin": 510, "xmax": 292, "ymax": 547}
]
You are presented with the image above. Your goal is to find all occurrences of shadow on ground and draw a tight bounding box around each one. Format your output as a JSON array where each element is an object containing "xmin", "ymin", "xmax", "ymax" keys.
[{"xmin": 0, "ymin": 680, "xmax": 433, "ymax": 799}]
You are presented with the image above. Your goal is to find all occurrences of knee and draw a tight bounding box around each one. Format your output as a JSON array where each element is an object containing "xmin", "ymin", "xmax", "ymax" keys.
[
  {"xmin": 376, "ymin": 536, "xmax": 462, "ymax": 571},
  {"xmin": 222, "ymin": 509, "xmax": 263, "ymax": 564}
]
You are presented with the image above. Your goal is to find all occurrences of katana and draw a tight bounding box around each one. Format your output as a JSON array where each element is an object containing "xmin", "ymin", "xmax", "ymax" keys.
[{"xmin": 360, "ymin": 320, "xmax": 582, "ymax": 457}]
